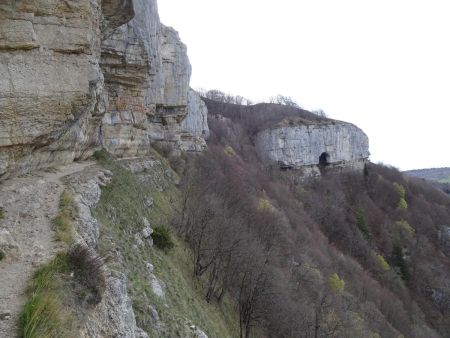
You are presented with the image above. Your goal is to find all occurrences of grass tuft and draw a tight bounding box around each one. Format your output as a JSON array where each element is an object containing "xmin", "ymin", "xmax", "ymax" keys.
[
  {"xmin": 19, "ymin": 252, "xmax": 73, "ymax": 338},
  {"xmin": 0, "ymin": 206, "xmax": 5, "ymax": 220}
]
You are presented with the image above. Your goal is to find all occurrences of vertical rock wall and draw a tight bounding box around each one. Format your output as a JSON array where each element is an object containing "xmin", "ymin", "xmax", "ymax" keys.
[
  {"xmin": 0, "ymin": 0, "xmax": 208, "ymax": 179},
  {"xmin": 0, "ymin": 0, "xmax": 106, "ymax": 177}
]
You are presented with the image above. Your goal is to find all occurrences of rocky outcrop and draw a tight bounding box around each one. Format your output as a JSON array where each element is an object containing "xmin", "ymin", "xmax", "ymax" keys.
[
  {"xmin": 81, "ymin": 270, "xmax": 148, "ymax": 338},
  {"xmin": 183, "ymin": 89, "xmax": 210, "ymax": 139},
  {"xmin": 100, "ymin": 0, "xmax": 194, "ymax": 156},
  {"xmin": 0, "ymin": 0, "xmax": 208, "ymax": 179},
  {"xmin": 66, "ymin": 166, "xmax": 148, "ymax": 338},
  {"xmin": 255, "ymin": 119, "xmax": 369, "ymax": 176},
  {"xmin": 179, "ymin": 89, "xmax": 209, "ymax": 152}
]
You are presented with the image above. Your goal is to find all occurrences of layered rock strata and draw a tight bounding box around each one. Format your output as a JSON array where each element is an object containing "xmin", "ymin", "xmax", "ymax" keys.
[
  {"xmin": 255, "ymin": 119, "xmax": 370, "ymax": 176},
  {"xmin": 0, "ymin": 0, "xmax": 207, "ymax": 179}
]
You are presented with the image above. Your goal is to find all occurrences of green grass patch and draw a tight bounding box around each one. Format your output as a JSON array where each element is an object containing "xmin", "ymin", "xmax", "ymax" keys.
[
  {"xmin": 19, "ymin": 253, "xmax": 74, "ymax": 338},
  {"xmin": 53, "ymin": 190, "xmax": 76, "ymax": 245},
  {"xmin": 93, "ymin": 152, "xmax": 238, "ymax": 337},
  {"xmin": 0, "ymin": 206, "xmax": 5, "ymax": 220}
]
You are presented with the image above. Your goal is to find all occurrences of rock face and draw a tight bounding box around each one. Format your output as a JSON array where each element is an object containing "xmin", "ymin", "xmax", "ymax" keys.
[
  {"xmin": 255, "ymin": 120, "xmax": 370, "ymax": 176},
  {"xmin": 0, "ymin": 0, "xmax": 107, "ymax": 177},
  {"xmin": 183, "ymin": 89, "xmax": 209, "ymax": 139},
  {"xmin": 100, "ymin": 0, "xmax": 195, "ymax": 156},
  {"xmin": 0, "ymin": 0, "xmax": 208, "ymax": 179}
]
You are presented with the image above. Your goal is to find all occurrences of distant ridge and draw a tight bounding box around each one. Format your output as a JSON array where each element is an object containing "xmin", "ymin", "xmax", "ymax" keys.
[{"xmin": 404, "ymin": 167, "xmax": 450, "ymax": 183}]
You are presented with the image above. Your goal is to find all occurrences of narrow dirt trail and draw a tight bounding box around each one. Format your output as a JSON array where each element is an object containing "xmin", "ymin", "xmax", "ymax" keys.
[{"xmin": 0, "ymin": 161, "xmax": 93, "ymax": 338}]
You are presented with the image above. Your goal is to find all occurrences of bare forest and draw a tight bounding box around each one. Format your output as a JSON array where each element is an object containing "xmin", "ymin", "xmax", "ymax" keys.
[{"xmin": 170, "ymin": 96, "xmax": 450, "ymax": 338}]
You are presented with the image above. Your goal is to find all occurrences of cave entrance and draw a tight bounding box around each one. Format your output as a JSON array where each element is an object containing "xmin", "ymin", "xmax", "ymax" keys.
[{"xmin": 319, "ymin": 152, "xmax": 330, "ymax": 166}]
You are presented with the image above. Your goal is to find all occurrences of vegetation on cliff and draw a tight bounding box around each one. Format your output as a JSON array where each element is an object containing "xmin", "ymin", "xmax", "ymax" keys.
[
  {"xmin": 93, "ymin": 151, "xmax": 238, "ymax": 337},
  {"xmin": 166, "ymin": 99, "xmax": 450, "ymax": 338}
]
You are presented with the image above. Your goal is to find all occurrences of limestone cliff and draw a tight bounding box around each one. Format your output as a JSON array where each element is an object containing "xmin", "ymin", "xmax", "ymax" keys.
[
  {"xmin": 180, "ymin": 89, "xmax": 209, "ymax": 152},
  {"xmin": 255, "ymin": 118, "xmax": 370, "ymax": 176},
  {"xmin": 0, "ymin": 0, "xmax": 207, "ymax": 179}
]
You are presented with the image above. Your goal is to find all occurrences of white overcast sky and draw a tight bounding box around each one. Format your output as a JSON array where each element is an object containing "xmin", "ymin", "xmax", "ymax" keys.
[{"xmin": 159, "ymin": 0, "xmax": 450, "ymax": 171}]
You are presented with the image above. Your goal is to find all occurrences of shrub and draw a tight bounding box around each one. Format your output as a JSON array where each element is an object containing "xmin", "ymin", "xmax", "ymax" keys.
[
  {"xmin": 93, "ymin": 149, "xmax": 112, "ymax": 162},
  {"xmin": 391, "ymin": 243, "xmax": 410, "ymax": 281},
  {"xmin": 397, "ymin": 197, "xmax": 408, "ymax": 210},
  {"xmin": 258, "ymin": 198, "xmax": 276, "ymax": 212},
  {"xmin": 393, "ymin": 182, "xmax": 406, "ymax": 198},
  {"xmin": 329, "ymin": 273, "xmax": 345, "ymax": 294},
  {"xmin": 68, "ymin": 244, "xmax": 106, "ymax": 303},
  {"xmin": 0, "ymin": 250, "xmax": 5, "ymax": 261},
  {"xmin": 393, "ymin": 182, "xmax": 408, "ymax": 209},
  {"xmin": 152, "ymin": 226, "xmax": 175, "ymax": 251},
  {"xmin": 223, "ymin": 146, "xmax": 237, "ymax": 157},
  {"xmin": 0, "ymin": 206, "xmax": 5, "ymax": 219},
  {"xmin": 376, "ymin": 254, "xmax": 390, "ymax": 271}
]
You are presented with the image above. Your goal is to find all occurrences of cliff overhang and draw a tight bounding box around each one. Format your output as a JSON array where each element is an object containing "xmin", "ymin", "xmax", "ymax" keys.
[{"xmin": 0, "ymin": 0, "xmax": 208, "ymax": 179}]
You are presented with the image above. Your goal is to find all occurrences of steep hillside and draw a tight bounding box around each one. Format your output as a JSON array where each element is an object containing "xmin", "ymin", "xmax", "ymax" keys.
[{"xmin": 178, "ymin": 98, "xmax": 450, "ymax": 338}]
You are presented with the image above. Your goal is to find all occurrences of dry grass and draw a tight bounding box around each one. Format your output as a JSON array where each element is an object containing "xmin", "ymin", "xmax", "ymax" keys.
[{"xmin": 53, "ymin": 190, "xmax": 76, "ymax": 245}]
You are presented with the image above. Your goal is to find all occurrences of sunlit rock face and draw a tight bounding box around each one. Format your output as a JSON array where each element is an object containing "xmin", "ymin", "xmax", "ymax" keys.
[
  {"xmin": 0, "ymin": 0, "xmax": 208, "ymax": 178},
  {"xmin": 255, "ymin": 120, "xmax": 370, "ymax": 176}
]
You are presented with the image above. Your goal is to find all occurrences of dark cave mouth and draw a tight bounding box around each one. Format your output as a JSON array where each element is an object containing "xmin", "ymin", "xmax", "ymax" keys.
[{"xmin": 319, "ymin": 152, "xmax": 330, "ymax": 166}]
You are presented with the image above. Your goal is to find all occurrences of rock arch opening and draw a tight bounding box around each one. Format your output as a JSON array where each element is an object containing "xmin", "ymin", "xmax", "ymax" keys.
[{"xmin": 319, "ymin": 152, "xmax": 330, "ymax": 166}]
